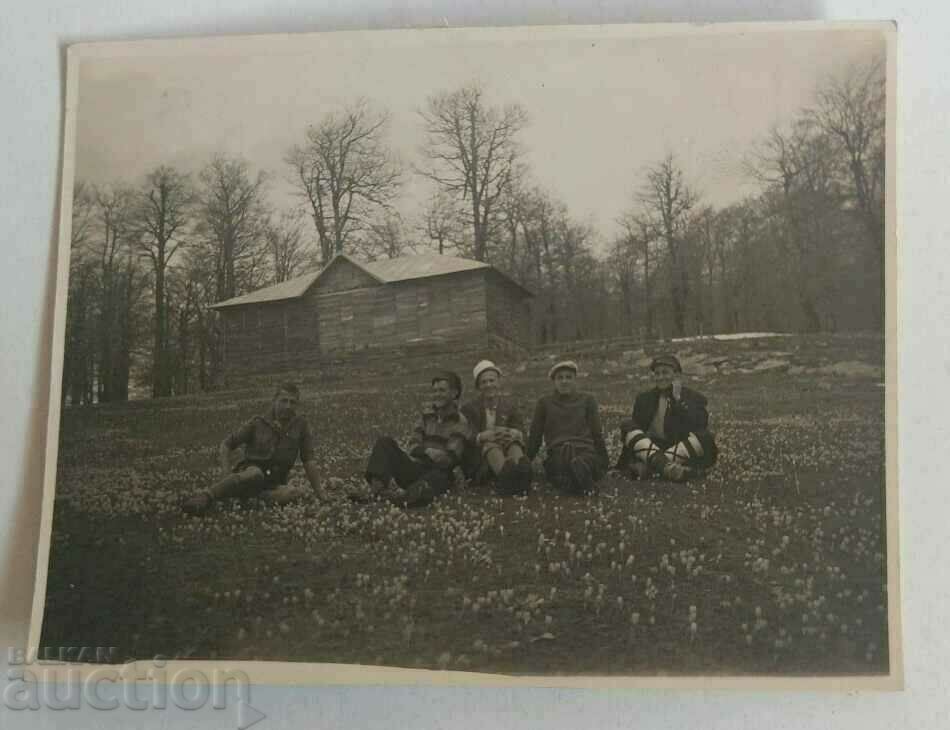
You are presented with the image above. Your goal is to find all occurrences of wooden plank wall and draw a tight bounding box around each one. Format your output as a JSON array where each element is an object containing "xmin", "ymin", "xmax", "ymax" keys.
[
  {"xmin": 220, "ymin": 299, "xmax": 322, "ymax": 376},
  {"xmin": 312, "ymin": 271, "xmax": 487, "ymax": 356},
  {"xmin": 220, "ymin": 267, "xmax": 494, "ymax": 376},
  {"xmin": 485, "ymin": 271, "xmax": 533, "ymax": 346}
]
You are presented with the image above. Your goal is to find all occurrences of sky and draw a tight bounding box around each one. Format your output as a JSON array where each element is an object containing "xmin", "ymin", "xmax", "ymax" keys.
[{"xmin": 74, "ymin": 25, "xmax": 886, "ymax": 251}]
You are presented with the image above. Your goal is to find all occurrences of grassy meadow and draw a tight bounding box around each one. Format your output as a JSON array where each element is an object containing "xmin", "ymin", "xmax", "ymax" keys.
[{"xmin": 38, "ymin": 333, "xmax": 889, "ymax": 676}]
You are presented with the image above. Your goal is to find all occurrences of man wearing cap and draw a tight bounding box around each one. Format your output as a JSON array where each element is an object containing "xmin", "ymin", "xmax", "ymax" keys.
[
  {"xmin": 356, "ymin": 370, "xmax": 472, "ymax": 507},
  {"xmin": 526, "ymin": 360, "xmax": 609, "ymax": 495},
  {"xmin": 617, "ymin": 354, "xmax": 718, "ymax": 482},
  {"xmin": 460, "ymin": 360, "xmax": 532, "ymax": 494}
]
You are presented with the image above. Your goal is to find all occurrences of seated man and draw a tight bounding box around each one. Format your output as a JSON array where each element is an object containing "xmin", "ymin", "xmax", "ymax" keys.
[
  {"xmin": 358, "ymin": 371, "xmax": 471, "ymax": 508},
  {"xmin": 526, "ymin": 360, "xmax": 609, "ymax": 495},
  {"xmin": 616, "ymin": 354, "xmax": 718, "ymax": 482},
  {"xmin": 182, "ymin": 382, "xmax": 324, "ymax": 515},
  {"xmin": 460, "ymin": 360, "xmax": 532, "ymax": 495}
]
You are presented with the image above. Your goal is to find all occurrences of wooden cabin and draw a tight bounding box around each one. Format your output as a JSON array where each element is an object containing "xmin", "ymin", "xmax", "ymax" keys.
[{"xmin": 211, "ymin": 253, "xmax": 533, "ymax": 375}]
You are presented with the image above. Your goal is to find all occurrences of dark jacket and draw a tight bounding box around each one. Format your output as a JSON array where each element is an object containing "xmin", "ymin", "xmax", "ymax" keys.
[
  {"xmin": 406, "ymin": 401, "xmax": 472, "ymax": 469},
  {"xmin": 460, "ymin": 396, "xmax": 525, "ymax": 434},
  {"xmin": 459, "ymin": 396, "xmax": 525, "ymax": 478},
  {"xmin": 619, "ymin": 385, "xmax": 717, "ymax": 468},
  {"xmin": 631, "ymin": 385, "xmax": 710, "ymax": 443}
]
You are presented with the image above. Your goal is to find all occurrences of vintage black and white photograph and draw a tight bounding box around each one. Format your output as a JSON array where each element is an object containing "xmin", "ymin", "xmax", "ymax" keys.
[{"xmin": 32, "ymin": 22, "xmax": 898, "ymax": 684}]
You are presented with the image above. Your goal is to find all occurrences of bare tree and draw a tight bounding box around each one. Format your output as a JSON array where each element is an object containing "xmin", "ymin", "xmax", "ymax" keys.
[
  {"xmin": 134, "ymin": 165, "xmax": 193, "ymax": 398},
  {"xmin": 164, "ymin": 265, "xmax": 209, "ymax": 396},
  {"xmin": 553, "ymin": 218, "xmax": 600, "ymax": 340},
  {"xmin": 286, "ymin": 99, "xmax": 402, "ymax": 263},
  {"xmin": 518, "ymin": 188, "xmax": 562, "ymax": 343},
  {"xmin": 618, "ymin": 212, "xmax": 660, "ymax": 339},
  {"xmin": 197, "ymin": 155, "xmax": 270, "ymax": 301},
  {"xmin": 812, "ymin": 54, "xmax": 886, "ymax": 243},
  {"xmin": 418, "ymin": 82, "xmax": 528, "ymax": 261},
  {"xmin": 419, "ymin": 191, "xmax": 462, "ymax": 256},
  {"xmin": 357, "ymin": 211, "xmax": 411, "ymax": 261},
  {"xmin": 635, "ymin": 154, "xmax": 698, "ymax": 337},
  {"xmin": 69, "ymin": 180, "xmax": 95, "ymax": 249},
  {"xmin": 498, "ymin": 186, "xmax": 606, "ymax": 344},
  {"xmin": 606, "ymin": 236, "xmax": 640, "ymax": 337},
  {"xmin": 811, "ymin": 54, "xmax": 886, "ymax": 329},
  {"xmin": 494, "ymin": 171, "xmax": 539, "ymax": 277},
  {"xmin": 177, "ymin": 243, "xmax": 220, "ymax": 392},
  {"xmin": 63, "ymin": 181, "xmax": 98, "ymax": 405},
  {"xmin": 265, "ymin": 210, "xmax": 312, "ymax": 283},
  {"xmin": 63, "ymin": 180, "xmax": 146, "ymax": 404},
  {"xmin": 747, "ymin": 118, "xmax": 850, "ymax": 332},
  {"xmin": 92, "ymin": 185, "xmax": 142, "ymax": 402},
  {"xmin": 698, "ymin": 203, "xmax": 734, "ymax": 334}
]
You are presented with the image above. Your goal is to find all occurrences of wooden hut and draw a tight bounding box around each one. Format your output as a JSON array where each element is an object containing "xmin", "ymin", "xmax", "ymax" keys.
[{"xmin": 211, "ymin": 253, "xmax": 533, "ymax": 375}]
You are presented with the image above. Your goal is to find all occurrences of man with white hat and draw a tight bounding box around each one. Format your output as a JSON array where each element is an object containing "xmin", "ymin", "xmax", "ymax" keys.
[
  {"xmin": 526, "ymin": 360, "xmax": 609, "ymax": 495},
  {"xmin": 460, "ymin": 360, "xmax": 532, "ymax": 494},
  {"xmin": 616, "ymin": 354, "xmax": 718, "ymax": 482}
]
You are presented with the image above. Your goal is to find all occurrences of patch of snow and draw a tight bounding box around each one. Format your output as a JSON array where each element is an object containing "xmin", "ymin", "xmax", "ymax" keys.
[
  {"xmin": 671, "ymin": 332, "xmax": 788, "ymax": 343},
  {"xmin": 816, "ymin": 361, "xmax": 883, "ymax": 378},
  {"xmin": 752, "ymin": 359, "xmax": 791, "ymax": 373},
  {"xmin": 678, "ymin": 354, "xmax": 719, "ymax": 375}
]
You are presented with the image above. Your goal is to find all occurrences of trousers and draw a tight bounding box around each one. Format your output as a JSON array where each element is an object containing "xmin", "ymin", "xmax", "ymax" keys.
[
  {"xmin": 616, "ymin": 419, "xmax": 718, "ymax": 471},
  {"xmin": 365, "ymin": 436, "xmax": 453, "ymax": 507},
  {"xmin": 544, "ymin": 441, "xmax": 607, "ymax": 489}
]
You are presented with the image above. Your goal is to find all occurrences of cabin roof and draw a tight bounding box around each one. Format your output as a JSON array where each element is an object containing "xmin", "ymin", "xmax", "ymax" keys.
[{"xmin": 211, "ymin": 252, "xmax": 532, "ymax": 309}]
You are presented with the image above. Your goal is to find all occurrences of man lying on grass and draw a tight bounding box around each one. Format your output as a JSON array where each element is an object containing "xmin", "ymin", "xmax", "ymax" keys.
[
  {"xmin": 182, "ymin": 383, "xmax": 325, "ymax": 516},
  {"xmin": 460, "ymin": 359, "xmax": 532, "ymax": 495},
  {"xmin": 616, "ymin": 354, "xmax": 719, "ymax": 483},
  {"xmin": 353, "ymin": 370, "xmax": 472, "ymax": 508},
  {"xmin": 526, "ymin": 360, "xmax": 609, "ymax": 495}
]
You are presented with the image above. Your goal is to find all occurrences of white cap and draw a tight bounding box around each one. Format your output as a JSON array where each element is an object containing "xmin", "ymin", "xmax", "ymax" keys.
[
  {"xmin": 473, "ymin": 359, "xmax": 502, "ymax": 386},
  {"xmin": 548, "ymin": 360, "xmax": 578, "ymax": 380}
]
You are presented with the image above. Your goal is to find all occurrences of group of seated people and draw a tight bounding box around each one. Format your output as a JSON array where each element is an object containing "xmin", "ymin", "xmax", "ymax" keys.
[{"xmin": 182, "ymin": 355, "xmax": 718, "ymax": 514}]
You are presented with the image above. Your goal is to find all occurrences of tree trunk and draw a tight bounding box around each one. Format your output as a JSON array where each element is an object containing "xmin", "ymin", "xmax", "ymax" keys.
[
  {"xmin": 177, "ymin": 306, "xmax": 190, "ymax": 395},
  {"xmin": 153, "ymin": 249, "xmax": 169, "ymax": 398},
  {"xmin": 98, "ymin": 273, "xmax": 115, "ymax": 402},
  {"xmin": 67, "ymin": 282, "xmax": 89, "ymax": 405},
  {"xmin": 473, "ymin": 202, "xmax": 485, "ymax": 261},
  {"xmin": 115, "ymin": 263, "xmax": 135, "ymax": 402},
  {"xmin": 642, "ymin": 246, "xmax": 654, "ymax": 340},
  {"xmin": 799, "ymin": 288, "xmax": 822, "ymax": 333},
  {"xmin": 319, "ymin": 233, "xmax": 332, "ymax": 265},
  {"xmin": 667, "ymin": 244, "xmax": 687, "ymax": 338},
  {"xmin": 225, "ymin": 231, "xmax": 236, "ymax": 300},
  {"xmin": 679, "ymin": 259, "xmax": 691, "ymax": 336},
  {"xmin": 619, "ymin": 276, "xmax": 633, "ymax": 337},
  {"xmin": 115, "ymin": 304, "xmax": 131, "ymax": 401}
]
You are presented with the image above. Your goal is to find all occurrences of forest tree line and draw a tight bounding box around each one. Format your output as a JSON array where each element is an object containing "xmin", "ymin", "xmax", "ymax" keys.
[{"xmin": 63, "ymin": 52, "xmax": 885, "ymax": 403}]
